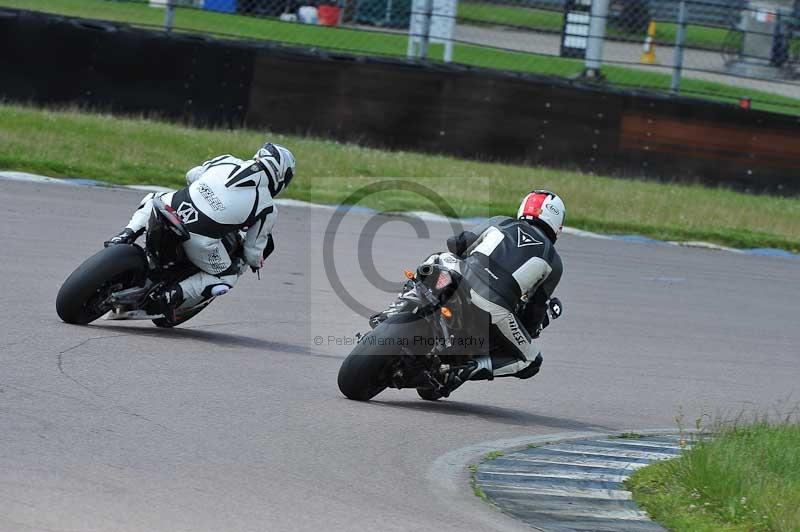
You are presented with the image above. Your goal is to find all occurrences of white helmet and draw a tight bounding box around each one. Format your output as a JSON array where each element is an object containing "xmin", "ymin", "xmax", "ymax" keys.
[
  {"xmin": 517, "ymin": 190, "xmax": 566, "ymax": 241},
  {"xmin": 254, "ymin": 142, "xmax": 295, "ymax": 197}
]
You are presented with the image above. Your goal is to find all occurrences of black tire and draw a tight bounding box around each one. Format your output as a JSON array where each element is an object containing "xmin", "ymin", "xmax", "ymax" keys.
[
  {"xmin": 337, "ymin": 321, "xmax": 411, "ymax": 401},
  {"xmin": 337, "ymin": 343, "xmax": 395, "ymax": 401},
  {"xmin": 338, "ymin": 317, "xmax": 431, "ymax": 401},
  {"xmin": 416, "ymin": 387, "xmax": 442, "ymax": 401},
  {"xmin": 56, "ymin": 245, "xmax": 147, "ymax": 325}
]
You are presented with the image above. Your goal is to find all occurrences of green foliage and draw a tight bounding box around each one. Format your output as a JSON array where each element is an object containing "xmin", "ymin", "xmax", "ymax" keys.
[
  {"xmin": 1, "ymin": 103, "xmax": 799, "ymax": 253},
  {"xmin": 627, "ymin": 421, "xmax": 800, "ymax": 531},
  {"xmin": 483, "ymin": 451, "xmax": 505, "ymax": 461},
  {"xmin": 615, "ymin": 432, "xmax": 644, "ymax": 439}
]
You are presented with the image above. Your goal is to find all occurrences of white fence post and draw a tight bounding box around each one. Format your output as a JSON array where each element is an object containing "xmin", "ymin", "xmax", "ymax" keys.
[
  {"xmin": 583, "ymin": 0, "xmax": 610, "ymax": 79},
  {"xmin": 671, "ymin": 0, "xmax": 688, "ymax": 93},
  {"xmin": 164, "ymin": 0, "xmax": 175, "ymax": 32}
]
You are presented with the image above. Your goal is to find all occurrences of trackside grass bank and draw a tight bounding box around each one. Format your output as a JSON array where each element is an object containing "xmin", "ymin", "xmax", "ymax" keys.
[
  {"xmin": 626, "ymin": 421, "xmax": 800, "ymax": 531},
  {"xmin": 458, "ymin": 2, "xmax": 733, "ymax": 51},
  {"xmin": 1, "ymin": 103, "xmax": 799, "ymax": 252},
  {"xmin": 3, "ymin": 0, "xmax": 800, "ymax": 115}
]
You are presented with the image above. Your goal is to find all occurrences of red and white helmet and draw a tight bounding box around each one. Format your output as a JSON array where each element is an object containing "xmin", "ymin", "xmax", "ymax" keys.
[{"xmin": 517, "ymin": 190, "xmax": 566, "ymax": 241}]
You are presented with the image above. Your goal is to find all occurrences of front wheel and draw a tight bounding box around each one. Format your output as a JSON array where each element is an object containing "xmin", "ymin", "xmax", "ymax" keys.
[
  {"xmin": 337, "ymin": 338, "xmax": 396, "ymax": 401},
  {"xmin": 337, "ymin": 317, "xmax": 429, "ymax": 401},
  {"xmin": 337, "ymin": 322, "xmax": 410, "ymax": 401},
  {"xmin": 56, "ymin": 245, "xmax": 147, "ymax": 325}
]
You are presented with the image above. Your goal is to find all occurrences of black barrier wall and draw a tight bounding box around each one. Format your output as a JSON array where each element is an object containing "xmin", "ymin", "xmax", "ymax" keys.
[
  {"xmin": 0, "ymin": 10, "xmax": 254, "ymax": 126},
  {"xmin": 1, "ymin": 9, "xmax": 798, "ymax": 193}
]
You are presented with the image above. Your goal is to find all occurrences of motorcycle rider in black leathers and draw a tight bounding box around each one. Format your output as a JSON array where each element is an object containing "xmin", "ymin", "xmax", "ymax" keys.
[{"xmin": 447, "ymin": 190, "xmax": 565, "ymax": 382}]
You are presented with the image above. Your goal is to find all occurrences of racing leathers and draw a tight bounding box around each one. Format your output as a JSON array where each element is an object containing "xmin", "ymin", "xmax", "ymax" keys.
[
  {"xmin": 122, "ymin": 154, "xmax": 278, "ymax": 309},
  {"xmin": 447, "ymin": 215, "xmax": 563, "ymax": 379}
]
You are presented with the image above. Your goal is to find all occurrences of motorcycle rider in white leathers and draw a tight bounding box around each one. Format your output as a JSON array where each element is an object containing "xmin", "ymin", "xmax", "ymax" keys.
[{"xmin": 104, "ymin": 142, "xmax": 296, "ymax": 318}]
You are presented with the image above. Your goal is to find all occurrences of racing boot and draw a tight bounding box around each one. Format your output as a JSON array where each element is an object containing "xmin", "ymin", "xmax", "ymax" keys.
[
  {"xmin": 422, "ymin": 356, "xmax": 492, "ymax": 399},
  {"xmin": 104, "ymin": 228, "xmax": 137, "ymax": 247},
  {"xmin": 490, "ymin": 353, "xmax": 543, "ymax": 379},
  {"xmin": 512, "ymin": 353, "xmax": 543, "ymax": 380},
  {"xmin": 146, "ymin": 284, "xmax": 184, "ymax": 322},
  {"xmin": 457, "ymin": 353, "xmax": 543, "ymax": 381},
  {"xmin": 453, "ymin": 355, "xmax": 493, "ymax": 386}
]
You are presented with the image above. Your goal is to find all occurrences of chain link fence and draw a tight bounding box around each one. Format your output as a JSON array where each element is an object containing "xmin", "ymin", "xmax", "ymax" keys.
[{"xmin": 10, "ymin": 0, "xmax": 800, "ymax": 113}]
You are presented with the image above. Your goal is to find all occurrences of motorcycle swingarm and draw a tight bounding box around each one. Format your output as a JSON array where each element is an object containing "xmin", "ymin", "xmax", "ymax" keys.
[
  {"xmin": 107, "ymin": 285, "xmax": 153, "ymax": 306},
  {"xmin": 102, "ymin": 284, "xmax": 163, "ymax": 320},
  {"xmin": 104, "ymin": 309, "xmax": 165, "ymax": 321}
]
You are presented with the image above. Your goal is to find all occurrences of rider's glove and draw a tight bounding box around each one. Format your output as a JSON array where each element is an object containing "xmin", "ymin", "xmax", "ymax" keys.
[
  {"xmin": 250, "ymin": 258, "xmax": 264, "ymax": 274},
  {"xmin": 104, "ymin": 228, "xmax": 136, "ymax": 247},
  {"xmin": 548, "ymin": 297, "xmax": 563, "ymax": 320},
  {"xmin": 536, "ymin": 298, "xmax": 563, "ymax": 336}
]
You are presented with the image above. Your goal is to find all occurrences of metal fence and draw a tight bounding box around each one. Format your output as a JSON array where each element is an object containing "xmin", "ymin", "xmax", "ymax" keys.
[{"xmin": 24, "ymin": 0, "xmax": 800, "ymax": 113}]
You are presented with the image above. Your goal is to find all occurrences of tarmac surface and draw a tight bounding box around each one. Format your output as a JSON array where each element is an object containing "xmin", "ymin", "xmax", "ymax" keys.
[{"xmin": 1, "ymin": 179, "xmax": 798, "ymax": 532}]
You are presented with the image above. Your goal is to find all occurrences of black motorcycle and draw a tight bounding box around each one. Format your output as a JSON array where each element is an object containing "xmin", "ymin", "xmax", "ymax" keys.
[
  {"xmin": 337, "ymin": 253, "xmax": 482, "ymax": 401},
  {"xmin": 56, "ymin": 196, "xmax": 236, "ymax": 328},
  {"xmin": 337, "ymin": 253, "xmax": 562, "ymax": 402}
]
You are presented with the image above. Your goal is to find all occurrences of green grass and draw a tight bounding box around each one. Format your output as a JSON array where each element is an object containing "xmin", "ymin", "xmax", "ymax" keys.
[
  {"xmin": 626, "ymin": 420, "xmax": 800, "ymax": 531},
  {"xmin": 468, "ymin": 464, "xmax": 491, "ymax": 502},
  {"xmin": 470, "ymin": 450, "xmax": 506, "ymax": 502},
  {"xmin": 458, "ymin": 2, "xmax": 563, "ymax": 33},
  {"xmin": 615, "ymin": 432, "xmax": 645, "ymax": 439},
  {"xmin": 483, "ymin": 450, "xmax": 505, "ymax": 461},
  {"xmin": 1, "ymin": 103, "xmax": 799, "ymax": 252},
  {"xmin": 4, "ymin": 0, "xmax": 799, "ymax": 115},
  {"xmin": 457, "ymin": 2, "xmax": 732, "ymax": 51}
]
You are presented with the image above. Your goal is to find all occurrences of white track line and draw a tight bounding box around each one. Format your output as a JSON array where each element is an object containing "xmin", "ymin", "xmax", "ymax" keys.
[
  {"xmin": 481, "ymin": 469, "xmax": 629, "ymax": 483},
  {"xmin": 544, "ymin": 443, "xmax": 679, "ymax": 460},
  {"xmin": 480, "ymin": 482, "xmax": 633, "ymax": 501},
  {"xmin": 593, "ymin": 439, "xmax": 686, "ymax": 451},
  {"xmin": 499, "ymin": 456, "xmax": 648, "ymax": 471}
]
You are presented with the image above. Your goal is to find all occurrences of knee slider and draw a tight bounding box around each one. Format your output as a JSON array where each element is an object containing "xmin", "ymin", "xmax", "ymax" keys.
[{"xmin": 203, "ymin": 284, "xmax": 232, "ymax": 298}]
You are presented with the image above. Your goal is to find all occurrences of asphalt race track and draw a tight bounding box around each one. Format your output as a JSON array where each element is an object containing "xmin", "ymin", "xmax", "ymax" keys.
[{"xmin": 1, "ymin": 179, "xmax": 798, "ymax": 532}]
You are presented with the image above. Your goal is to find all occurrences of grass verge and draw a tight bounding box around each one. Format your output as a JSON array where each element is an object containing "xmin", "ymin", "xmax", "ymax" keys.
[
  {"xmin": 626, "ymin": 420, "xmax": 800, "ymax": 531},
  {"xmin": 470, "ymin": 450, "xmax": 506, "ymax": 502},
  {"xmin": 1, "ymin": 103, "xmax": 799, "ymax": 252},
  {"xmin": 3, "ymin": 0, "xmax": 800, "ymax": 115},
  {"xmin": 457, "ymin": 2, "xmax": 733, "ymax": 51}
]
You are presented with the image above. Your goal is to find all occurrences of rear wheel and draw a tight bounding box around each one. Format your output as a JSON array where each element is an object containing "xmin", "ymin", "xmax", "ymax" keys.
[{"xmin": 56, "ymin": 245, "xmax": 147, "ymax": 325}]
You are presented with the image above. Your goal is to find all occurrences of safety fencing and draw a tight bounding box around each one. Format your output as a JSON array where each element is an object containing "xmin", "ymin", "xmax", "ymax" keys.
[{"xmin": 5, "ymin": 0, "xmax": 800, "ymax": 114}]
